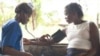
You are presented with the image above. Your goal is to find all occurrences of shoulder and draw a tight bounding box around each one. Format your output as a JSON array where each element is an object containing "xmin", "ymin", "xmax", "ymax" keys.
[
  {"xmin": 89, "ymin": 22, "xmax": 99, "ymax": 34},
  {"xmin": 3, "ymin": 19, "xmax": 19, "ymax": 28},
  {"xmin": 89, "ymin": 22, "xmax": 96, "ymax": 25},
  {"xmin": 89, "ymin": 22, "xmax": 98, "ymax": 29},
  {"xmin": 8, "ymin": 19, "xmax": 18, "ymax": 25}
]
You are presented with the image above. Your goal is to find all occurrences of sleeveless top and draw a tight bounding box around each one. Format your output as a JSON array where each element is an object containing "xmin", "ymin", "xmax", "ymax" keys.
[{"xmin": 66, "ymin": 22, "xmax": 91, "ymax": 50}]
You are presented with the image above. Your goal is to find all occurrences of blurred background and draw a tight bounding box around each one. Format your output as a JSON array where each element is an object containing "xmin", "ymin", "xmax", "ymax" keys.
[{"xmin": 0, "ymin": 0, "xmax": 100, "ymax": 43}]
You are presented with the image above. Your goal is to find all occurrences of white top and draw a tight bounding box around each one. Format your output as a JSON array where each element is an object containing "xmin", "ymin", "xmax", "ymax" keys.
[{"xmin": 66, "ymin": 22, "xmax": 91, "ymax": 50}]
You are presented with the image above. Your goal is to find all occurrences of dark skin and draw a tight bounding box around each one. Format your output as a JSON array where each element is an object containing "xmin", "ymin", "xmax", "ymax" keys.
[
  {"xmin": 65, "ymin": 11, "xmax": 99, "ymax": 56},
  {"xmin": 24, "ymin": 5, "xmax": 99, "ymax": 56},
  {"xmin": 23, "ymin": 34, "xmax": 56, "ymax": 46},
  {"xmin": 23, "ymin": 12, "xmax": 85, "ymax": 46},
  {"xmin": 85, "ymin": 22, "xmax": 99, "ymax": 56},
  {"xmin": 3, "ymin": 12, "xmax": 33, "ymax": 56},
  {"xmin": 16, "ymin": 12, "xmax": 30, "ymax": 24}
]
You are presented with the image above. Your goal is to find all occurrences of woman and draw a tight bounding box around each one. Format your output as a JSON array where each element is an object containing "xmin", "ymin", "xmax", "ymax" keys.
[
  {"xmin": 23, "ymin": 2, "xmax": 100, "ymax": 56},
  {"xmin": 64, "ymin": 3, "xmax": 99, "ymax": 56},
  {"xmin": 1, "ymin": 2, "xmax": 33, "ymax": 56}
]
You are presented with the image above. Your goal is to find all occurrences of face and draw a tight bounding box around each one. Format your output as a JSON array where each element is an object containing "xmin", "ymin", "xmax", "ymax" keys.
[
  {"xmin": 20, "ymin": 13, "xmax": 31, "ymax": 24},
  {"xmin": 64, "ymin": 10, "xmax": 77, "ymax": 24},
  {"xmin": 64, "ymin": 13, "xmax": 74, "ymax": 23}
]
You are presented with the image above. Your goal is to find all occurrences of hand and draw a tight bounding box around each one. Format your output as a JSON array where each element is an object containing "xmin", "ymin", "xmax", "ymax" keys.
[
  {"xmin": 39, "ymin": 34, "xmax": 51, "ymax": 41},
  {"xmin": 23, "ymin": 38, "xmax": 31, "ymax": 45}
]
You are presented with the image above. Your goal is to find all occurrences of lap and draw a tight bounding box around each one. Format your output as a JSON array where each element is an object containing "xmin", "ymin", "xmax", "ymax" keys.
[{"xmin": 66, "ymin": 48, "xmax": 88, "ymax": 56}]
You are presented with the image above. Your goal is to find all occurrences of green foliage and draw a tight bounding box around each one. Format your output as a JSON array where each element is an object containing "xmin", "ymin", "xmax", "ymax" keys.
[{"xmin": 32, "ymin": 0, "xmax": 45, "ymax": 26}]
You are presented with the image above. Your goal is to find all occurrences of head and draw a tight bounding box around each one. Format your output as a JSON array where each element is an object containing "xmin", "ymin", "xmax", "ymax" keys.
[
  {"xmin": 64, "ymin": 3, "xmax": 83, "ymax": 23},
  {"xmin": 15, "ymin": 2, "xmax": 33, "ymax": 24}
]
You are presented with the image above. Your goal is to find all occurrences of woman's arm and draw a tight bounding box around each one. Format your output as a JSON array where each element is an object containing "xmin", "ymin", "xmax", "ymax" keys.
[
  {"xmin": 29, "ymin": 39, "xmax": 55, "ymax": 46},
  {"xmin": 24, "ymin": 29, "xmax": 67, "ymax": 46},
  {"xmin": 23, "ymin": 38, "xmax": 55, "ymax": 46},
  {"xmin": 62, "ymin": 28, "xmax": 67, "ymax": 35},
  {"xmin": 23, "ymin": 34, "xmax": 56, "ymax": 46},
  {"xmin": 86, "ymin": 22, "xmax": 99, "ymax": 56}
]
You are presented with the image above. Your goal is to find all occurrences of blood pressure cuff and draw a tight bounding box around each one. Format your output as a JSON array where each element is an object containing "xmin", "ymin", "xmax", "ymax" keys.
[{"xmin": 51, "ymin": 29, "xmax": 66, "ymax": 42}]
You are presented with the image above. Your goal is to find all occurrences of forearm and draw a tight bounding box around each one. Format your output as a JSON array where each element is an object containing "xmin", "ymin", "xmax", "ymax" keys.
[
  {"xmin": 3, "ymin": 46, "xmax": 30, "ymax": 56},
  {"xmin": 30, "ymin": 40, "xmax": 55, "ymax": 46},
  {"xmin": 23, "ymin": 36, "xmax": 56, "ymax": 46},
  {"xmin": 90, "ymin": 41, "xmax": 99, "ymax": 55}
]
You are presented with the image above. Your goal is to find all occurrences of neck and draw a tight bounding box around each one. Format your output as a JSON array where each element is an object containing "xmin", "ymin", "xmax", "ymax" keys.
[
  {"xmin": 15, "ymin": 15, "xmax": 20, "ymax": 23},
  {"xmin": 74, "ymin": 20, "xmax": 85, "ymax": 25}
]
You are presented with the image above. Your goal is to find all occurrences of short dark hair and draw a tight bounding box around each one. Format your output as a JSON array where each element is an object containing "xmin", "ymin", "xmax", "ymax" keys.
[
  {"xmin": 65, "ymin": 3, "xmax": 83, "ymax": 18},
  {"xmin": 15, "ymin": 2, "xmax": 33, "ymax": 15}
]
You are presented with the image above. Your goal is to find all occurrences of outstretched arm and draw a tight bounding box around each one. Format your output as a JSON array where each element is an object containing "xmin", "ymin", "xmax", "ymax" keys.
[
  {"xmin": 24, "ymin": 29, "xmax": 67, "ymax": 46},
  {"xmin": 23, "ymin": 34, "xmax": 56, "ymax": 46}
]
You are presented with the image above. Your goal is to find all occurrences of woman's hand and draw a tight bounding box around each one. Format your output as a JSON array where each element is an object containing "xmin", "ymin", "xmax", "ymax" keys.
[{"xmin": 39, "ymin": 34, "xmax": 51, "ymax": 42}]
